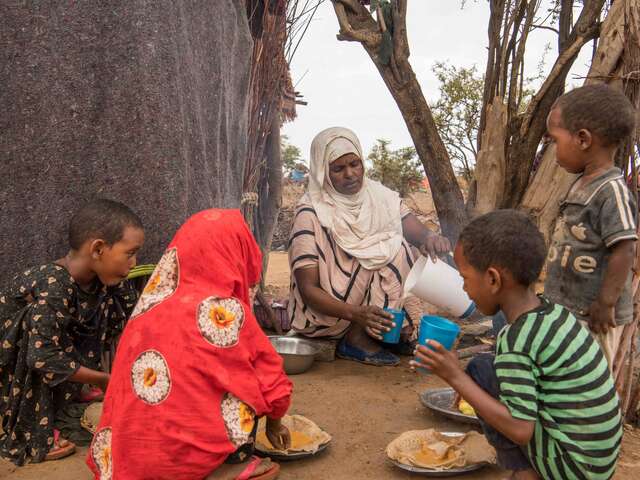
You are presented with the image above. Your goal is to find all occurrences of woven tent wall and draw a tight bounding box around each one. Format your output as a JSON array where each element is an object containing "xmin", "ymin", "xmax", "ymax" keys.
[
  {"xmin": 0, "ymin": 1, "xmax": 253, "ymax": 283},
  {"xmin": 244, "ymin": 0, "xmax": 291, "ymax": 258}
]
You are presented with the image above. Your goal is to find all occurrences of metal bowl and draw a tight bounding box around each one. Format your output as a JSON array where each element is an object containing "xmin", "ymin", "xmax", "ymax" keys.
[
  {"xmin": 419, "ymin": 388, "xmax": 480, "ymax": 426},
  {"xmin": 269, "ymin": 336, "xmax": 319, "ymax": 375}
]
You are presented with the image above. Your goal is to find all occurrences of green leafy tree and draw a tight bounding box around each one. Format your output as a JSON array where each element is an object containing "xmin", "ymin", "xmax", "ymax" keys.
[
  {"xmin": 368, "ymin": 139, "xmax": 423, "ymax": 197},
  {"xmin": 280, "ymin": 134, "xmax": 304, "ymax": 173},
  {"xmin": 431, "ymin": 63, "xmax": 483, "ymax": 183}
]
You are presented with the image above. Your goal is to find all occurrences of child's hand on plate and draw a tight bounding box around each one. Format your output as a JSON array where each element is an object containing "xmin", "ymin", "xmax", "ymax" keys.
[
  {"xmin": 410, "ymin": 341, "xmax": 463, "ymax": 382},
  {"xmin": 266, "ymin": 417, "xmax": 291, "ymax": 450}
]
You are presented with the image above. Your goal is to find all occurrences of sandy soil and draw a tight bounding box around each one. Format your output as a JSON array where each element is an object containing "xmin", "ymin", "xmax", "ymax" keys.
[
  {"xmin": 0, "ymin": 360, "xmax": 505, "ymax": 480},
  {"xmin": 4, "ymin": 359, "xmax": 639, "ymax": 479},
  {"xmin": 2, "ymin": 252, "xmax": 639, "ymax": 479}
]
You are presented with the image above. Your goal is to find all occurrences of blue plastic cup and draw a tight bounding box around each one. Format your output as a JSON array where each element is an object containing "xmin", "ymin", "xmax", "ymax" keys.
[
  {"xmin": 416, "ymin": 315, "xmax": 460, "ymax": 372},
  {"xmin": 381, "ymin": 308, "xmax": 404, "ymax": 344}
]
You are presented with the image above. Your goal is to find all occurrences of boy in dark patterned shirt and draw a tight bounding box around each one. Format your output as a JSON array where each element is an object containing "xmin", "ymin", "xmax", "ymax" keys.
[
  {"xmin": 544, "ymin": 85, "xmax": 637, "ymax": 366},
  {"xmin": 0, "ymin": 200, "xmax": 144, "ymax": 465},
  {"xmin": 415, "ymin": 211, "xmax": 621, "ymax": 480}
]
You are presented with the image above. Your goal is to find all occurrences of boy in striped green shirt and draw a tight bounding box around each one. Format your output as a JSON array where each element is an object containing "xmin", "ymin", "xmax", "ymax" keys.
[{"xmin": 414, "ymin": 210, "xmax": 622, "ymax": 479}]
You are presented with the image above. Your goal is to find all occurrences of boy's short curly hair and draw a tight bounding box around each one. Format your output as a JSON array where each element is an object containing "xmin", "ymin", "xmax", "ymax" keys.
[
  {"xmin": 554, "ymin": 84, "xmax": 636, "ymax": 147},
  {"xmin": 458, "ymin": 210, "xmax": 546, "ymax": 287},
  {"xmin": 69, "ymin": 199, "xmax": 143, "ymax": 250}
]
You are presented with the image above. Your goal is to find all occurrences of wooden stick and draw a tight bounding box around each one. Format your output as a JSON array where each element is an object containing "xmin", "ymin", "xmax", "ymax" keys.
[
  {"xmin": 614, "ymin": 320, "xmax": 637, "ymax": 384},
  {"xmin": 622, "ymin": 333, "xmax": 637, "ymax": 416},
  {"xmin": 376, "ymin": 5, "xmax": 387, "ymax": 33}
]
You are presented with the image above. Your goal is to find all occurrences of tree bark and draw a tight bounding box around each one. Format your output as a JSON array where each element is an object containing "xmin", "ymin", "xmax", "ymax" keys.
[
  {"xmin": 474, "ymin": 1, "xmax": 604, "ymax": 212},
  {"xmin": 368, "ymin": 53, "xmax": 468, "ymax": 241},
  {"xmin": 474, "ymin": 98, "xmax": 508, "ymax": 215},
  {"xmin": 520, "ymin": 0, "xmax": 632, "ymax": 242},
  {"xmin": 254, "ymin": 113, "xmax": 284, "ymax": 281},
  {"xmin": 331, "ymin": 0, "xmax": 466, "ymax": 242},
  {"xmin": 520, "ymin": 145, "xmax": 576, "ymax": 243},
  {"xmin": 502, "ymin": 2, "xmax": 603, "ymax": 208}
]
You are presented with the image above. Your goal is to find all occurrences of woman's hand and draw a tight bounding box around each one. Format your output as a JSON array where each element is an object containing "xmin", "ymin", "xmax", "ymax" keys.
[
  {"xmin": 410, "ymin": 341, "xmax": 464, "ymax": 383},
  {"xmin": 420, "ymin": 235, "xmax": 451, "ymax": 262},
  {"xmin": 351, "ymin": 306, "xmax": 396, "ymax": 340},
  {"xmin": 266, "ymin": 417, "xmax": 291, "ymax": 450}
]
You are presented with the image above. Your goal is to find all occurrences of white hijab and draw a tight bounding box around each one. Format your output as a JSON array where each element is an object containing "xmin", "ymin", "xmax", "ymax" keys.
[{"xmin": 302, "ymin": 127, "xmax": 403, "ymax": 270}]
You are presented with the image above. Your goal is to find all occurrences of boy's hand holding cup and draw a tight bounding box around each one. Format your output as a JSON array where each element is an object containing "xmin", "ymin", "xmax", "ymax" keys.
[
  {"xmin": 411, "ymin": 315, "xmax": 461, "ymax": 379},
  {"xmin": 411, "ymin": 341, "xmax": 463, "ymax": 381}
]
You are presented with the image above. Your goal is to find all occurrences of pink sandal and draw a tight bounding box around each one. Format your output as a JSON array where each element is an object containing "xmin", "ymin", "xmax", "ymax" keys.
[
  {"xmin": 236, "ymin": 456, "xmax": 280, "ymax": 480},
  {"xmin": 44, "ymin": 429, "xmax": 76, "ymax": 461}
]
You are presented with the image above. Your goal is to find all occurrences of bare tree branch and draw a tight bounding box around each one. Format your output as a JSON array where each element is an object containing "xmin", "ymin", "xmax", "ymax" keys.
[
  {"xmin": 498, "ymin": 0, "xmax": 527, "ymax": 97},
  {"xmin": 392, "ymin": 0, "xmax": 409, "ymax": 60},
  {"xmin": 376, "ymin": 5, "xmax": 387, "ymax": 32},
  {"xmin": 334, "ymin": 0, "xmax": 367, "ymax": 14},
  {"xmin": 479, "ymin": 0, "xmax": 507, "ymax": 150},
  {"xmin": 332, "ymin": 1, "xmax": 381, "ymax": 47},
  {"xmin": 390, "ymin": 0, "xmax": 409, "ymax": 84},
  {"xmin": 559, "ymin": 0, "xmax": 573, "ymax": 52},
  {"xmin": 531, "ymin": 24, "xmax": 560, "ymax": 34},
  {"xmin": 520, "ymin": 25, "xmax": 599, "ymax": 134},
  {"xmin": 508, "ymin": 0, "xmax": 538, "ymax": 115}
]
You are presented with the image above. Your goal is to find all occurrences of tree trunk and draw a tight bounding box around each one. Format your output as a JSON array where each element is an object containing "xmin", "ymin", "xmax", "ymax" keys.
[
  {"xmin": 520, "ymin": 0, "xmax": 633, "ymax": 243},
  {"xmin": 474, "ymin": 98, "xmax": 508, "ymax": 215},
  {"xmin": 475, "ymin": 1, "xmax": 604, "ymax": 212},
  {"xmin": 367, "ymin": 53, "xmax": 467, "ymax": 241},
  {"xmin": 331, "ymin": 0, "xmax": 466, "ymax": 242},
  {"xmin": 254, "ymin": 113, "xmax": 284, "ymax": 281},
  {"xmin": 520, "ymin": 147, "xmax": 576, "ymax": 243}
]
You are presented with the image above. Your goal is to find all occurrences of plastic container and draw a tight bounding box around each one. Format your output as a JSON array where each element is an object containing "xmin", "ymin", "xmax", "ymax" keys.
[
  {"xmin": 418, "ymin": 315, "xmax": 461, "ymax": 350},
  {"xmin": 416, "ymin": 316, "xmax": 461, "ymax": 374},
  {"xmin": 404, "ymin": 256, "xmax": 475, "ymax": 318},
  {"xmin": 381, "ymin": 308, "xmax": 404, "ymax": 344}
]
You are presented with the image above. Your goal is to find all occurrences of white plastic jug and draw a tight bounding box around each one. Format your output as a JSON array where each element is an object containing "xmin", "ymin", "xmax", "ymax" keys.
[{"xmin": 404, "ymin": 256, "xmax": 475, "ymax": 318}]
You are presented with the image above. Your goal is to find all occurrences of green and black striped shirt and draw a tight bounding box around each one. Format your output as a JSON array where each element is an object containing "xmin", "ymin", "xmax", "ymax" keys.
[{"xmin": 495, "ymin": 298, "xmax": 622, "ymax": 479}]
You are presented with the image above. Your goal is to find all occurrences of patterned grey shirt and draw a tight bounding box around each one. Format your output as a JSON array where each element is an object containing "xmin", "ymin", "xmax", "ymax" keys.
[{"xmin": 545, "ymin": 167, "xmax": 637, "ymax": 325}]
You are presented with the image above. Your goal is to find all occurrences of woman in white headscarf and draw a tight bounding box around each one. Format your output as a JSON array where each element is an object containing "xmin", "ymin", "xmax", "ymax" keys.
[{"xmin": 288, "ymin": 127, "xmax": 450, "ymax": 366}]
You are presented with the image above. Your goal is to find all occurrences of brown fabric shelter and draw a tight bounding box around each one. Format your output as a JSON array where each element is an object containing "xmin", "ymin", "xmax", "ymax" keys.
[{"xmin": 0, "ymin": 1, "xmax": 253, "ymax": 284}]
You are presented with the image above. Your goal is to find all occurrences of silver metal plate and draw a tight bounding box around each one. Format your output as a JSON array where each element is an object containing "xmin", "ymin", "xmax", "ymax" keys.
[
  {"xmin": 389, "ymin": 459, "xmax": 487, "ymax": 476},
  {"xmin": 389, "ymin": 432, "xmax": 487, "ymax": 476},
  {"xmin": 255, "ymin": 439, "xmax": 330, "ymax": 461},
  {"xmin": 419, "ymin": 388, "xmax": 480, "ymax": 426}
]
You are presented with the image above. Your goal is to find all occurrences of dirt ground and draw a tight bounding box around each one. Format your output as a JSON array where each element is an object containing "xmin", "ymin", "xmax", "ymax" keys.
[
  {"xmin": 2, "ymin": 253, "xmax": 639, "ymax": 479},
  {"xmin": 0, "ymin": 361, "xmax": 504, "ymax": 480}
]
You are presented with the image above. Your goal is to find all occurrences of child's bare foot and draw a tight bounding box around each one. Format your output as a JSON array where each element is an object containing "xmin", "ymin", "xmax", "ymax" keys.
[
  {"xmin": 44, "ymin": 431, "xmax": 76, "ymax": 461},
  {"xmin": 209, "ymin": 456, "xmax": 278, "ymax": 480}
]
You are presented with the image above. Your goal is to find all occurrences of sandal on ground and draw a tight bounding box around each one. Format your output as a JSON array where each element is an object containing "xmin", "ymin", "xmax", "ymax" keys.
[
  {"xmin": 44, "ymin": 429, "xmax": 76, "ymax": 461},
  {"xmin": 336, "ymin": 340, "xmax": 400, "ymax": 366},
  {"xmin": 236, "ymin": 456, "xmax": 280, "ymax": 480}
]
